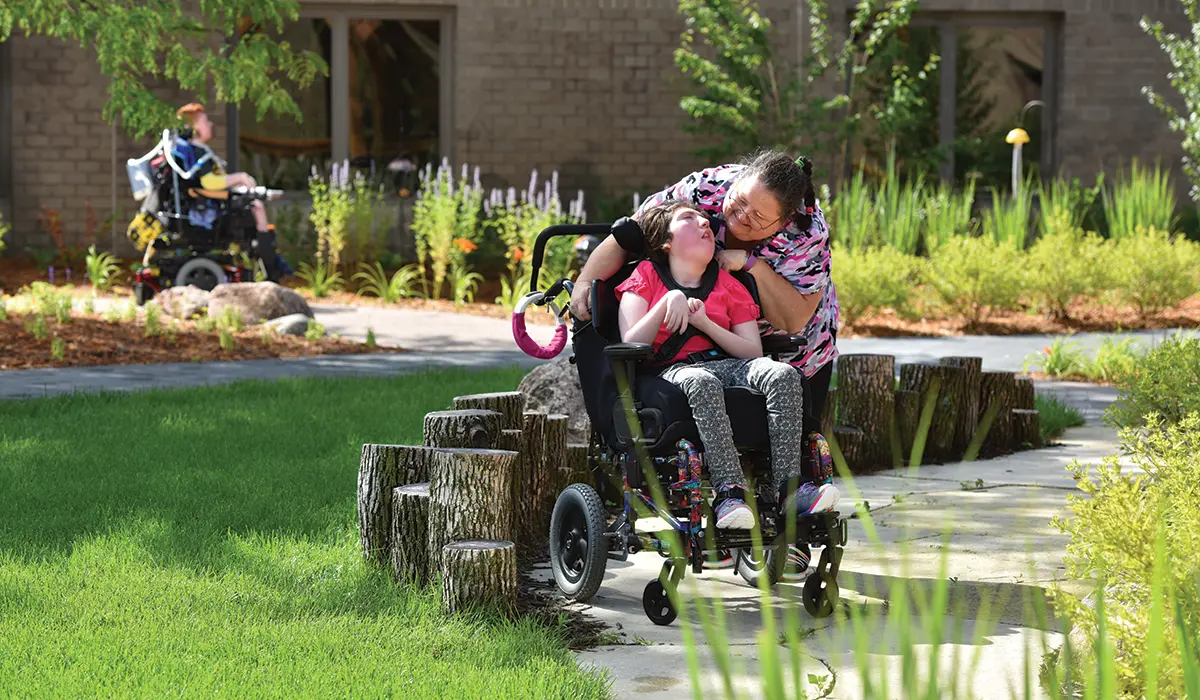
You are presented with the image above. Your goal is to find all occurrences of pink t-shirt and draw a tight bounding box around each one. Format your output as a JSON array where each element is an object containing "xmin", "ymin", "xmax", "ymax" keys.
[{"xmin": 614, "ymin": 260, "xmax": 761, "ymax": 364}]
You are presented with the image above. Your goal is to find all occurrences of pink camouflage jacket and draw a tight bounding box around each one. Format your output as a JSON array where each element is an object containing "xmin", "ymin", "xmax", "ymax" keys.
[{"xmin": 635, "ymin": 163, "xmax": 841, "ymax": 377}]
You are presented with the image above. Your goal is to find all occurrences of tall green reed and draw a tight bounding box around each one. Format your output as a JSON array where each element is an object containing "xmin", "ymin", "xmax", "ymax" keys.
[
  {"xmin": 985, "ymin": 183, "xmax": 1036, "ymax": 250},
  {"xmin": 922, "ymin": 178, "xmax": 977, "ymax": 254},
  {"xmin": 1102, "ymin": 159, "xmax": 1177, "ymax": 239},
  {"xmin": 1039, "ymin": 176, "xmax": 1103, "ymax": 237},
  {"xmin": 875, "ymin": 152, "xmax": 926, "ymax": 255},
  {"xmin": 830, "ymin": 165, "xmax": 877, "ymax": 251}
]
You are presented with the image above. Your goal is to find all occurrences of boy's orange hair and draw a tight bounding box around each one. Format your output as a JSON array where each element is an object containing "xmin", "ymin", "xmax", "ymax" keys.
[{"xmin": 176, "ymin": 102, "xmax": 206, "ymax": 124}]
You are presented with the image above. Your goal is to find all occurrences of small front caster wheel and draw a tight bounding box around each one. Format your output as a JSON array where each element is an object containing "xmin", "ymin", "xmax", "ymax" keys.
[
  {"xmin": 802, "ymin": 572, "xmax": 839, "ymax": 618},
  {"xmin": 642, "ymin": 579, "xmax": 677, "ymax": 626}
]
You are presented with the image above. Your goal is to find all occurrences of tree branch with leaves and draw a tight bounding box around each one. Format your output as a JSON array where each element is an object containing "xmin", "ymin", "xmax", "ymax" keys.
[
  {"xmin": 0, "ymin": 0, "xmax": 327, "ymax": 138},
  {"xmin": 1142, "ymin": 0, "xmax": 1200, "ymax": 202}
]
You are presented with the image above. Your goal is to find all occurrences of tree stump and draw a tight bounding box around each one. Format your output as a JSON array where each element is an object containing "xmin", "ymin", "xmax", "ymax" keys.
[
  {"xmin": 498, "ymin": 429, "xmax": 522, "ymax": 452},
  {"xmin": 357, "ymin": 444, "xmax": 437, "ymax": 566},
  {"xmin": 894, "ymin": 390, "xmax": 921, "ymax": 462},
  {"xmin": 832, "ymin": 426, "xmax": 866, "ymax": 474},
  {"xmin": 512, "ymin": 412, "xmax": 547, "ymax": 556},
  {"xmin": 819, "ymin": 387, "xmax": 837, "ymax": 437},
  {"xmin": 940, "ymin": 356, "xmax": 983, "ymax": 456},
  {"xmin": 390, "ymin": 483, "xmax": 430, "ymax": 585},
  {"xmin": 440, "ymin": 540, "xmax": 517, "ymax": 615},
  {"xmin": 900, "ymin": 363, "xmax": 965, "ymax": 462},
  {"xmin": 540, "ymin": 413, "xmax": 570, "ymax": 522},
  {"xmin": 979, "ymin": 371, "xmax": 1017, "ymax": 455},
  {"xmin": 565, "ymin": 443, "xmax": 591, "ymax": 486},
  {"xmin": 453, "ymin": 392, "xmax": 526, "ymax": 429},
  {"xmin": 1011, "ymin": 409, "xmax": 1042, "ymax": 449},
  {"xmin": 423, "ymin": 409, "xmax": 505, "ymax": 449},
  {"xmin": 836, "ymin": 354, "xmax": 895, "ymax": 470},
  {"xmin": 1014, "ymin": 376, "xmax": 1036, "ymax": 411},
  {"xmin": 428, "ymin": 448, "xmax": 518, "ymax": 574}
]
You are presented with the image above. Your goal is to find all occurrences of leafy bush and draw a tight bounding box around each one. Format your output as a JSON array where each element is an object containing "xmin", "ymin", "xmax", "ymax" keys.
[
  {"xmin": 831, "ymin": 244, "xmax": 921, "ymax": 326},
  {"xmin": 0, "ymin": 208, "xmax": 9, "ymax": 254},
  {"xmin": 1109, "ymin": 227, "xmax": 1200, "ymax": 315},
  {"xmin": 352, "ymin": 261, "xmax": 423, "ymax": 303},
  {"xmin": 412, "ymin": 160, "xmax": 486, "ymax": 300},
  {"xmin": 1023, "ymin": 335, "xmax": 1086, "ymax": 377},
  {"xmin": 84, "ymin": 245, "xmax": 122, "ymax": 292},
  {"xmin": 1050, "ymin": 413, "xmax": 1200, "ymax": 700},
  {"xmin": 924, "ymin": 236, "xmax": 1026, "ymax": 327},
  {"xmin": 1025, "ymin": 228, "xmax": 1111, "ymax": 319},
  {"xmin": 1083, "ymin": 336, "xmax": 1145, "ymax": 384},
  {"xmin": 1106, "ymin": 333, "xmax": 1200, "ymax": 429}
]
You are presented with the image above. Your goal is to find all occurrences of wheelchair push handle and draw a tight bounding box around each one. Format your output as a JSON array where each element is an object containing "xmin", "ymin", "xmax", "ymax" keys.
[{"xmin": 512, "ymin": 223, "xmax": 609, "ymax": 360}]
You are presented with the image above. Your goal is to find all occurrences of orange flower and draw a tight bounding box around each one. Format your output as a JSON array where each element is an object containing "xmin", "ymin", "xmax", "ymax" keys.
[
  {"xmin": 511, "ymin": 247, "xmax": 526, "ymax": 262},
  {"xmin": 454, "ymin": 237, "xmax": 478, "ymax": 254}
]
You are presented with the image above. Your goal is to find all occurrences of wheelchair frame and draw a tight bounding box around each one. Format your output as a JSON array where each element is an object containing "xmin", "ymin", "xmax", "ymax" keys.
[{"xmin": 525, "ymin": 224, "xmax": 849, "ymax": 626}]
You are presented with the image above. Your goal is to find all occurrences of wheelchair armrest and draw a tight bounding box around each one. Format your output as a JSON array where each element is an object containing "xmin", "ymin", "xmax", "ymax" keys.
[
  {"xmin": 762, "ymin": 334, "xmax": 804, "ymax": 356},
  {"xmin": 604, "ymin": 343, "xmax": 653, "ymax": 360}
]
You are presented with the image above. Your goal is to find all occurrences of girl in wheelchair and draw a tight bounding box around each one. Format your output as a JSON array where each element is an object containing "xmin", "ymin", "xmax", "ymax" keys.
[{"xmin": 614, "ymin": 200, "xmax": 840, "ymax": 539}]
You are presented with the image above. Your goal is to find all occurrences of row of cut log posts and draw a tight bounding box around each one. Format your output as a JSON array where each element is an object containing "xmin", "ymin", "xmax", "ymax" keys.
[
  {"xmin": 822, "ymin": 354, "xmax": 1044, "ymax": 473},
  {"xmin": 356, "ymin": 390, "xmax": 575, "ymax": 615}
]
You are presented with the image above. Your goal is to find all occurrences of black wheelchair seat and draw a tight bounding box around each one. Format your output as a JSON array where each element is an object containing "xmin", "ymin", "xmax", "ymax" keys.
[{"xmin": 614, "ymin": 374, "xmax": 770, "ymax": 455}]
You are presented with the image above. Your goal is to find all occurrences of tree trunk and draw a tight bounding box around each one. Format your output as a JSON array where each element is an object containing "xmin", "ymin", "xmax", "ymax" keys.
[
  {"xmin": 894, "ymin": 389, "xmax": 921, "ymax": 461},
  {"xmin": 390, "ymin": 483, "xmax": 430, "ymax": 585},
  {"xmin": 428, "ymin": 448, "xmax": 518, "ymax": 574},
  {"xmin": 1011, "ymin": 409, "xmax": 1042, "ymax": 450},
  {"xmin": 423, "ymin": 409, "xmax": 505, "ymax": 449},
  {"xmin": 832, "ymin": 426, "xmax": 866, "ymax": 474},
  {"xmin": 900, "ymin": 363, "xmax": 964, "ymax": 462},
  {"xmin": 979, "ymin": 370, "xmax": 1017, "ymax": 456},
  {"xmin": 540, "ymin": 413, "xmax": 570, "ymax": 523},
  {"xmin": 453, "ymin": 392, "xmax": 527, "ymax": 429},
  {"xmin": 940, "ymin": 356, "xmax": 983, "ymax": 456},
  {"xmin": 820, "ymin": 387, "xmax": 837, "ymax": 437},
  {"xmin": 1013, "ymin": 376, "xmax": 1036, "ymax": 411},
  {"xmin": 498, "ymin": 429, "xmax": 522, "ymax": 452},
  {"xmin": 357, "ymin": 444, "xmax": 436, "ymax": 566},
  {"xmin": 440, "ymin": 539, "xmax": 517, "ymax": 616},
  {"xmin": 836, "ymin": 354, "xmax": 895, "ymax": 470}
]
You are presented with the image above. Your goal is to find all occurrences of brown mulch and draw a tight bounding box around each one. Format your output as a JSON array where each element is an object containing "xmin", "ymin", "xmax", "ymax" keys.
[{"xmin": 0, "ymin": 311, "xmax": 399, "ymax": 371}]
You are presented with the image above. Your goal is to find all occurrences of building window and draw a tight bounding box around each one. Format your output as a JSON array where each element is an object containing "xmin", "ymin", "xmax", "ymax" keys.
[
  {"xmin": 910, "ymin": 13, "xmax": 1062, "ymax": 188},
  {"xmin": 235, "ymin": 7, "xmax": 453, "ymax": 192}
]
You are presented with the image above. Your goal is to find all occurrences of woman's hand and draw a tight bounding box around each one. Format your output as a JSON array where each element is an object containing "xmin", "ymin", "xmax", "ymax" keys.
[
  {"xmin": 716, "ymin": 249, "xmax": 748, "ymax": 272},
  {"xmin": 662, "ymin": 289, "xmax": 690, "ymax": 334}
]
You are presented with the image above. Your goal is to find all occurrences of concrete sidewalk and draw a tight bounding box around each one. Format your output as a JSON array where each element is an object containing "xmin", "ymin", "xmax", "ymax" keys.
[{"xmin": 564, "ymin": 385, "xmax": 1121, "ymax": 700}]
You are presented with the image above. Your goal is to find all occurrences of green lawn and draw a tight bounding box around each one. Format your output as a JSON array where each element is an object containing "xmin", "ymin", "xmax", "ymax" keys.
[{"xmin": 0, "ymin": 368, "xmax": 611, "ymax": 698}]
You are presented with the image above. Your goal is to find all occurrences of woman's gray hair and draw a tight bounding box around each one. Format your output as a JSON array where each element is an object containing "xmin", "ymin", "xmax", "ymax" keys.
[{"xmin": 735, "ymin": 149, "xmax": 816, "ymax": 229}]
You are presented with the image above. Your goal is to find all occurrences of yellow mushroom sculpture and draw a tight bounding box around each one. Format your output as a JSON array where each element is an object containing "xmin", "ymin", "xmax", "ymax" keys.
[{"xmin": 1006, "ymin": 128, "xmax": 1030, "ymax": 196}]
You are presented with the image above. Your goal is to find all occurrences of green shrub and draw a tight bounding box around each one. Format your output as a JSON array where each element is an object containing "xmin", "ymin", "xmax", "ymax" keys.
[
  {"xmin": 1109, "ymin": 227, "xmax": 1200, "ymax": 315},
  {"xmin": 1025, "ymin": 228, "xmax": 1111, "ymax": 319},
  {"xmin": 1023, "ymin": 335, "xmax": 1086, "ymax": 378},
  {"xmin": 924, "ymin": 236, "xmax": 1026, "ymax": 327},
  {"xmin": 1082, "ymin": 335, "xmax": 1145, "ymax": 384},
  {"xmin": 1106, "ymin": 333, "xmax": 1200, "ymax": 429},
  {"xmin": 1035, "ymin": 393, "xmax": 1085, "ymax": 442},
  {"xmin": 1050, "ymin": 413, "xmax": 1200, "ymax": 700},
  {"xmin": 831, "ymin": 244, "xmax": 921, "ymax": 326}
]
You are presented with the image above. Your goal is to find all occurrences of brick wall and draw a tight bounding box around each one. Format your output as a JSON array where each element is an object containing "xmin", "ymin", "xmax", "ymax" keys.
[{"xmin": 2, "ymin": 0, "xmax": 1192, "ymax": 253}]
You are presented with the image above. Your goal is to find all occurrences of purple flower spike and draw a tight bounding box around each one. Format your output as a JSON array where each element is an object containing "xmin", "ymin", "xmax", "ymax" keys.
[
  {"xmin": 49, "ymin": 267, "xmax": 55, "ymax": 284},
  {"xmin": 66, "ymin": 268, "xmax": 71, "ymax": 282}
]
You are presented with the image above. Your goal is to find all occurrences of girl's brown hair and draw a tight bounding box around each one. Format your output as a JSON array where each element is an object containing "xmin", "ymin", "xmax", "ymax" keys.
[{"xmin": 639, "ymin": 199, "xmax": 702, "ymax": 262}]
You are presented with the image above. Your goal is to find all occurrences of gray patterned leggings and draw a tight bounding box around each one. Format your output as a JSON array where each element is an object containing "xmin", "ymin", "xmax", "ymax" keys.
[{"xmin": 659, "ymin": 357, "xmax": 806, "ymax": 494}]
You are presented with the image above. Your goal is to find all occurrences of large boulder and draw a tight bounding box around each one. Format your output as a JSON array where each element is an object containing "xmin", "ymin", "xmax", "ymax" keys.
[
  {"xmin": 207, "ymin": 282, "xmax": 313, "ymax": 324},
  {"xmin": 157, "ymin": 285, "xmax": 211, "ymax": 320},
  {"xmin": 518, "ymin": 355, "xmax": 590, "ymax": 443}
]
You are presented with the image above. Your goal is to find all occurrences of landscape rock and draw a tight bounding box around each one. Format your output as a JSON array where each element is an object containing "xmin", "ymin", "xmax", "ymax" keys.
[
  {"xmin": 207, "ymin": 282, "xmax": 312, "ymax": 324},
  {"xmin": 156, "ymin": 285, "xmax": 211, "ymax": 320},
  {"xmin": 265, "ymin": 313, "xmax": 312, "ymax": 337},
  {"xmin": 518, "ymin": 355, "xmax": 590, "ymax": 443}
]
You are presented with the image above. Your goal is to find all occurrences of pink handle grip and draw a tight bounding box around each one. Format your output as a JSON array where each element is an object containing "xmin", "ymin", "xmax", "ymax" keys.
[{"xmin": 512, "ymin": 313, "xmax": 568, "ymax": 359}]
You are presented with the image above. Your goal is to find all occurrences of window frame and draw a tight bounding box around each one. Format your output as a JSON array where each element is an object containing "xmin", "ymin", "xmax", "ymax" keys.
[
  {"xmin": 231, "ymin": 4, "xmax": 455, "ymax": 178},
  {"xmin": 908, "ymin": 11, "xmax": 1063, "ymax": 184}
]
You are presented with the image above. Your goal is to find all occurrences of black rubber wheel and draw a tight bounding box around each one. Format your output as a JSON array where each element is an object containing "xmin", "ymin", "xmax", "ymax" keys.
[
  {"xmin": 802, "ymin": 571, "xmax": 839, "ymax": 618},
  {"xmin": 549, "ymin": 483, "xmax": 608, "ymax": 602},
  {"xmin": 174, "ymin": 257, "xmax": 228, "ymax": 291},
  {"xmin": 642, "ymin": 579, "xmax": 677, "ymax": 626},
  {"xmin": 735, "ymin": 538, "xmax": 788, "ymax": 588}
]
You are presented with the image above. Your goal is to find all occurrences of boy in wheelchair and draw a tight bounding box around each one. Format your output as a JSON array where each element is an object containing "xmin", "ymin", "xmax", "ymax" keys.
[{"xmin": 615, "ymin": 200, "xmax": 840, "ymax": 547}]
